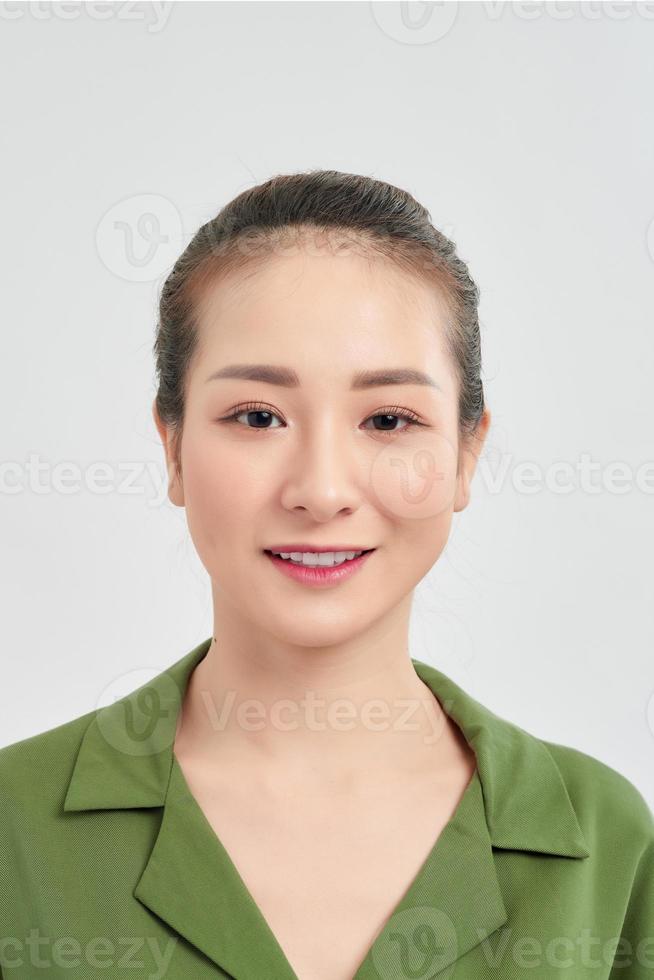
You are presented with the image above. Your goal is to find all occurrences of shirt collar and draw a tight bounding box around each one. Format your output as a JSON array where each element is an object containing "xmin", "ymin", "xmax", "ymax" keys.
[
  {"xmin": 63, "ymin": 636, "xmax": 589, "ymax": 859},
  {"xmin": 63, "ymin": 638, "xmax": 589, "ymax": 979}
]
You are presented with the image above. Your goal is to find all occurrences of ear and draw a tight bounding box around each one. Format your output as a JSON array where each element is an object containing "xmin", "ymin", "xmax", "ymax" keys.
[
  {"xmin": 152, "ymin": 399, "xmax": 185, "ymax": 507},
  {"xmin": 453, "ymin": 407, "xmax": 491, "ymax": 513}
]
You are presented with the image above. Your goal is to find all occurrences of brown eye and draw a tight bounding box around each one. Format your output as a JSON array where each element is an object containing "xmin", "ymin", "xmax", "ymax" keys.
[
  {"xmin": 234, "ymin": 410, "xmax": 281, "ymax": 429},
  {"xmin": 363, "ymin": 407, "xmax": 423, "ymax": 436},
  {"xmin": 221, "ymin": 402, "xmax": 284, "ymax": 429},
  {"xmin": 219, "ymin": 403, "xmax": 424, "ymax": 435}
]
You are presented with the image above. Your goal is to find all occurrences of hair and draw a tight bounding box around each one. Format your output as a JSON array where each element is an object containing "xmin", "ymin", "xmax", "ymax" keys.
[{"xmin": 153, "ymin": 170, "xmax": 485, "ymax": 478}]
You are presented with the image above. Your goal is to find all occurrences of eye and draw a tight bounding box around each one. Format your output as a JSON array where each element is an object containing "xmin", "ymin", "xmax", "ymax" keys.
[
  {"xmin": 362, "ymin": 406, "xmax": 424, "ymax": 436},
  {"xmin": 218, "ymin": 402, "xmax": 425, "ymax": 435},
  {"xmin": 221, "ymin": 401, "xmax": 284, "ymax": 429}
]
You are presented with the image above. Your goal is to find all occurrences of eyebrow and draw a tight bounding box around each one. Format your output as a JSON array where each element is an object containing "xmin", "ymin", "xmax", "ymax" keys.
[{"xmin": 204, "ymin": 364, "xmax": 442, "ymax": 391}]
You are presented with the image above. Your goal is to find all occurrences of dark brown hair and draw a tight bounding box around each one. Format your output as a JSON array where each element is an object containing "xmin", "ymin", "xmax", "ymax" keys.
[{"xmin": 153, "ymin": 170, "xmax": 485, "ymax": 477}]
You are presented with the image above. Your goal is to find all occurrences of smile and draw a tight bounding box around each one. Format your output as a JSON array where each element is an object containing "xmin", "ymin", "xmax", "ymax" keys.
[
  {"xmin": 269, "ymin": 549, "xmax": 370, "ymax": 566},
  {"xmin": 263, "ymin": 548, "xmax": 376, "ymax": 587}
]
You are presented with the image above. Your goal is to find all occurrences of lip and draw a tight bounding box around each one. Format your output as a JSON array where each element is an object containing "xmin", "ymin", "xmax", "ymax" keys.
[
  {"xmin": 265, "ymin": 544, "xmax": 374, "ymax": 553},
  {"xmin": 263, "ymin": 548, "xmax": 375, "ymax": 588}
]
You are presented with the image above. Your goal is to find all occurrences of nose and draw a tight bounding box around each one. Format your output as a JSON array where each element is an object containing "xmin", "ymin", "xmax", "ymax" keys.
[{"xmin": 279, "ymin": 417, "xmax": 364, "ymax": 521}]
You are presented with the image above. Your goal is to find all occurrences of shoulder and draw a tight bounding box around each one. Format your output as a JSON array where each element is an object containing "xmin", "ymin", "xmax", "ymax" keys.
[
  {"xmin": 540, "ymin": 736, "xmax": 654, "ymax": 851},
  {"xmin": 0, "ymin": 709, "xmax": 96, "ymax": 818}
]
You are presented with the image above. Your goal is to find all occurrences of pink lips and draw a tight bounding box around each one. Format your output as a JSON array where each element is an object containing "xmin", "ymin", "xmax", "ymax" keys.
[{"xmin": 264, "ymin": 549, "xmax": 375, "ymax": 588}]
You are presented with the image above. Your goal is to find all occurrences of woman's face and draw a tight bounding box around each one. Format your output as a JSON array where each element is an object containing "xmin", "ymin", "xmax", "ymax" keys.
[{"xmin": 154, "ymin": 247, "xmax": 490, "ymax": 648}]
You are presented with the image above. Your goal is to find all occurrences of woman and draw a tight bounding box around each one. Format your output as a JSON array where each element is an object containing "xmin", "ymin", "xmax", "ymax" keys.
[{"xmin": 1, "ymin": 171, "xmax": 652, "ymax": 980}]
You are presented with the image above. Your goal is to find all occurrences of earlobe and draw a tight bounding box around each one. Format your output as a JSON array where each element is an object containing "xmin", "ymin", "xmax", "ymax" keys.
[
  {"xmin": 152, "ymin": 399, "xmax": 185, "ymax": 508},
  {"xmin": 453, "ymin": 462, "xmax": 472, "ymax": 513},
  {"xmin": 168, "ymin": 468, "xmax": 185, "ymax": 508},
  {"xmin": 452, "ymin": 408, "xmax": 491, "ymax": 513}
]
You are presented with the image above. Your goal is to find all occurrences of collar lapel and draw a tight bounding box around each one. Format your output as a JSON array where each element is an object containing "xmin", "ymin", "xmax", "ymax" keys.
[
  {"xmin": 353, "ymin": 660, "xmax": 590, "ymax": 978},
  {"xmin": 64, "ymin": 638, "xmax": 292, "ymax": 978},
  {"xmin": 63, "ymin": 638, "xmax": 212, "ymax": 813},
  {"xmin": 63, "ymin": 641, "xmax": 590, "ymax": 980},
  {"xmin": 353, "ymin": 766, "xmax": 507, "ymax": 979},
  {"xmin": 133, "ymin": 754, "xmax": 299, "ymax": 980},
  {"xmin": 410, "ymin": 659, "xmax": 590, "ymax": 859}
]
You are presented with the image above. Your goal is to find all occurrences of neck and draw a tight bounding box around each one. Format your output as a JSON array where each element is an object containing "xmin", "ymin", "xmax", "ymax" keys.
[{"xmin": 173, "ymin": 599, "xmax": 459, "ymax": 788}]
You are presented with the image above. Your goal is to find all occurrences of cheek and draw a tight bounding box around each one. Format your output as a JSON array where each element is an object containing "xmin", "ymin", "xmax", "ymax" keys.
[
  {"xmin": 388, "ymin": 502, "xmax": 453, "ymax": 588},
  {"xmin": 369, "ymin": 429, "xmax": 459, "ymax": 525},
  {"xmin": 179, "ymin": 431, "xmax": 267, "ymax": 555}
]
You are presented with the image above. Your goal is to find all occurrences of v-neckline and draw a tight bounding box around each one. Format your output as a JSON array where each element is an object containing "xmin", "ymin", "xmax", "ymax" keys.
[{"xmin": 164, "ymin": 749, "xmax": 504, "ymax": 980}]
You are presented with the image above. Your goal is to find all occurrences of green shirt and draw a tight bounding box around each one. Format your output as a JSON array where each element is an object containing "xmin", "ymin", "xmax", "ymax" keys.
[{"xmin": 1, "ymin": 637, "xmax": 653, "ymax": 978}]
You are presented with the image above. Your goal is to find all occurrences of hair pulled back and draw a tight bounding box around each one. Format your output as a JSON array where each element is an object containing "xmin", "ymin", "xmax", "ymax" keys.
[{"xmin": 153, "ymin": 170, "xmax": 485, "ymax": 477}]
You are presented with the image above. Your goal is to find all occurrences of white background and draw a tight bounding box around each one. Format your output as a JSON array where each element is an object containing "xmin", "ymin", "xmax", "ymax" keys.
[{"xmin": 1, "ymin": 1, "xmax": 653, "ymax": 809}]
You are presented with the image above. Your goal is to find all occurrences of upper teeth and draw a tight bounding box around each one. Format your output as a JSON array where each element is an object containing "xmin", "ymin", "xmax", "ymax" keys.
[{"xmin": 272, "ymin": 550, "xmax": 364, "ymax": 566}]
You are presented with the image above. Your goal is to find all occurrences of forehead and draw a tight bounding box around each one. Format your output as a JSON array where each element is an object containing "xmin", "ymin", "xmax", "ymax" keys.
[{"xmin": 192, "ymin": 250, "xmax": 453, "ymax": 384}]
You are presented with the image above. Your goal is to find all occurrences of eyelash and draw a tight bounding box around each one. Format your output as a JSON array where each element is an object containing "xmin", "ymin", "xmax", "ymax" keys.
[{"xmin": 219, "ymin": 401, "xmax": 425, "ymax": 436}]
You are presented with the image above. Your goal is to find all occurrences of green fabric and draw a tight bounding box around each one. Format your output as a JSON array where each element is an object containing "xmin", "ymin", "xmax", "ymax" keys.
[{"xmin": 0, "ymin": 636, "xmax": 652, "ymax": 978}]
